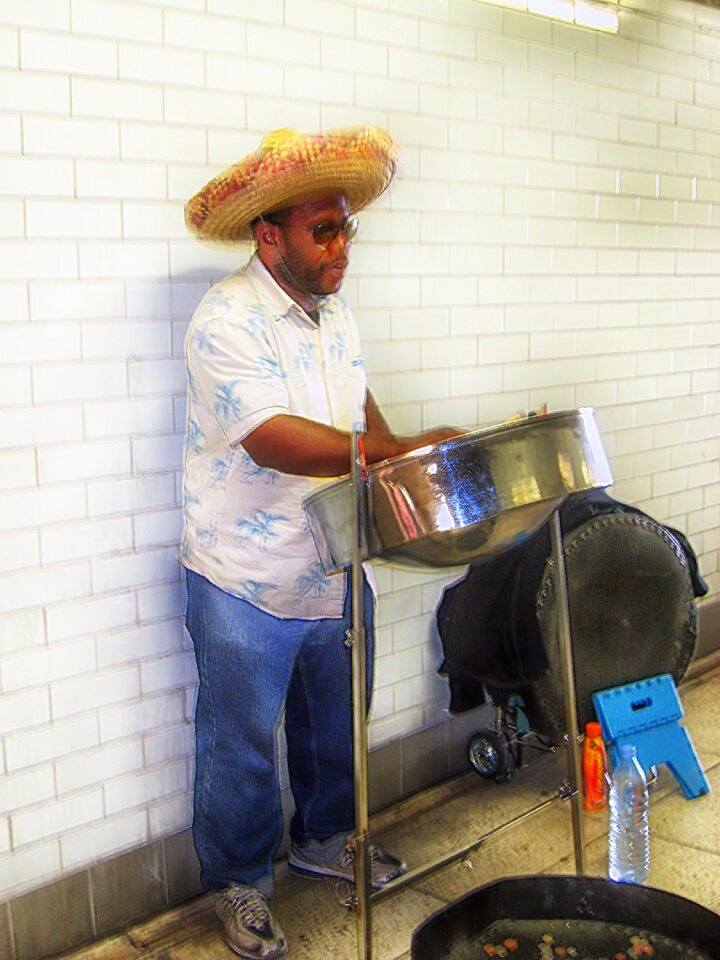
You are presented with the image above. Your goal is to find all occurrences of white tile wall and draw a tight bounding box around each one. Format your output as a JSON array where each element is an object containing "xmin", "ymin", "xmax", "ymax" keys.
[{"xmin": 0, "ymin": 0, "xmax": 718, "ymax": 902}]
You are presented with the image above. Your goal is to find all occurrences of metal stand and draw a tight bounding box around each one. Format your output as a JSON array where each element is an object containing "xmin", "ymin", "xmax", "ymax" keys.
[
  {"xmin": 348, "ymin": 441, "xmax": 586, "ymax": 959},
  {"xmin": 349, "ymin": 432, "xmax": 373, "ymax": 959},
  {"xmin": 549, "ymin": 509, "xmax": 586, "ymax": 875}
]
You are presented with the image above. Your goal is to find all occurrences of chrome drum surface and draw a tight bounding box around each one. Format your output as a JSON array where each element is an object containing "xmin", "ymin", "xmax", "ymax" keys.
[{"xmin": 303, "ymin": 408, "xmax": 613, "ymax": 575}]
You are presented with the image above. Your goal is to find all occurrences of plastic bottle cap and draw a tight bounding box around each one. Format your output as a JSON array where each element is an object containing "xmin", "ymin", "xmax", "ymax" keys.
[
  {"xmin": 585, "ymin": 722, "xmax": 602, "ymax": 738},
  {"xmin": 619, "ymin": 744, "xmax": 637, "ymax": 759}
]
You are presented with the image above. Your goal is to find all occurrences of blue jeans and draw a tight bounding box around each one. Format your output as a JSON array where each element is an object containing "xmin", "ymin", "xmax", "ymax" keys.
[{"xmin": 185, "ymin": 568, "xmax": 374, "ymax": 894}]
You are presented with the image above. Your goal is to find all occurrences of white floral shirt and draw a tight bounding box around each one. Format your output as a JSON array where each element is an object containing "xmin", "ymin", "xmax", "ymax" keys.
[{"xmin": 180, "ymin": 254, "xmax": 366, "ymax": 619}]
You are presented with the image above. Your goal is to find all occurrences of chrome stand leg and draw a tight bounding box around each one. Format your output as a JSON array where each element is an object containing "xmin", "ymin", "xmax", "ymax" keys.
[
  {"xmin": 550, "ymin": 509, "xmax": 586, "ymax": 875},
  {"xmin": 350, "ymin": 432, "xmax": 372, "ymax": 960}
]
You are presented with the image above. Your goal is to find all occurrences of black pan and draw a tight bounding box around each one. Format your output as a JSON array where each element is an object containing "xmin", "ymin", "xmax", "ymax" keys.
[{"xmin": 411, "ymin": 875, "xmax": 720, "ymax": 959}]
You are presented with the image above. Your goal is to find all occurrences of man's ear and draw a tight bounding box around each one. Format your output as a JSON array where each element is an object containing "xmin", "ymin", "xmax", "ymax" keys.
[
  {"xmin": 254, "ymin": 216, "xmax": 276, "ymax": 249},
  {"xmin": 262, "ymin": 223, "xmax": 277, "ymax": 246}
]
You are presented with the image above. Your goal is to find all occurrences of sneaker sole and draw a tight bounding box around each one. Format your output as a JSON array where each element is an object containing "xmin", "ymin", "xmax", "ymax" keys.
[
  {"xmin": 288, "ymin": 859, "xmax": 405, "ymax": 889},
  {"xmin": 225, "ymin": 936, "xmax": 288, "ymax": 960}
]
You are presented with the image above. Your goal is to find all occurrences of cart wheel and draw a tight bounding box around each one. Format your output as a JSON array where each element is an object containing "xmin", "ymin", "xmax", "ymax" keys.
[{"xmin": 467, "ymin": 730, "xmax": 513, "ymax": 782}]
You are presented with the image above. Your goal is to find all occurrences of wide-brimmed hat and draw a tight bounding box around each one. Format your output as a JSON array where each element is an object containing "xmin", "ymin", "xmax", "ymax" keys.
[{"xmin": 185, "ymin": 126, "xmax": 399, "ymax": 243}]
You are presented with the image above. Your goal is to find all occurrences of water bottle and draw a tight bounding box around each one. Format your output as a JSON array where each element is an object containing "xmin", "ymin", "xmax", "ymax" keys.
[{"xmin": 608, "ymin": 743, "xmax": 649, "ymax": 884}]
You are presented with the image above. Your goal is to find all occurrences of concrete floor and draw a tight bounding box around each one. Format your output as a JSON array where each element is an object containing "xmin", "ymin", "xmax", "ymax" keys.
[{"xmin": 58, "ymin": 665, "xmax": 720, "ymax": 960}]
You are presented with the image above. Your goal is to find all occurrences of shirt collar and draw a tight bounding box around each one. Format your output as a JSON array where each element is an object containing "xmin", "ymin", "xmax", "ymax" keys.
[{"xmin": 246, "ymin": 253, "xmax": 329, "ymax": 325}]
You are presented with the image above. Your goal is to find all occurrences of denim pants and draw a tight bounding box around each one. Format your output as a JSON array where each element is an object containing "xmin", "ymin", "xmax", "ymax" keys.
[{"xmin": 185, "ymin": 568, "xmax": 375, "ymax": 894}]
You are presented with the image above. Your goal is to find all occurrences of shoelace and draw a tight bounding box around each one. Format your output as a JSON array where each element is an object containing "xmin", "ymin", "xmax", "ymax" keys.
[
  {"xmin": 227, "ymin": 889, "xmax": 270, "ymax": 933},
  {"xmin": 339, "ymin": 843, "xmax": 386, "ymax": 869}
]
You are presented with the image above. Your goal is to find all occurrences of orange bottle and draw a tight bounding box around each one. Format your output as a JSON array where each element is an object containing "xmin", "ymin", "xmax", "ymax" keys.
[{"xmin": 582, "ymin": 721, "xmax": 608, "ymax": 812}]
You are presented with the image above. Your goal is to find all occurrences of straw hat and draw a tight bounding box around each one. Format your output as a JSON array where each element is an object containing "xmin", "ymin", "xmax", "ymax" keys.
[{"xmin": 185, "ymin": 126, "xmax": 399, "ymax": 243}]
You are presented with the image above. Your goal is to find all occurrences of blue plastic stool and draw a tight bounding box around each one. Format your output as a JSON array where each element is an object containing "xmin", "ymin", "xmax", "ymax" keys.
[{"xmin": 592, "ymin": 674, "xmax": 710, "ymax": 799}]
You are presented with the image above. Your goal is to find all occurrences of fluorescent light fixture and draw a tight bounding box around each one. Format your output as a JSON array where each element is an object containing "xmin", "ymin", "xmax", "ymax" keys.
[
  {"xmin": 476, "ymin": 0, "xmax": 619, "ymax": 32},
  {"xmin": 491, "ymin": 0, "xmax": 527, "ymax": 8},
  {"xmin": 529, "ymin": 0, "xmax": 574, "ymax": 22},
  {"xmin": 574, "ymin": 0, "xmax": 619, "ymax": 30}
]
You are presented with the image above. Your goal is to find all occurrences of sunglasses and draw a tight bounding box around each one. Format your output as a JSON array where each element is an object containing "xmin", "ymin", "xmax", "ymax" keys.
[{"xmin": 266, "ymin": 215, "xmax": 359, "ymax": 247}]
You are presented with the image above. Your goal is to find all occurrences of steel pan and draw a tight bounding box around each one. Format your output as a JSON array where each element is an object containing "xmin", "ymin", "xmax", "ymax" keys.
[
  {"xmin": 410, "ymin": 875, "xmax": 720, "ymax": 959},
  {"xmin": 303, "ymin": 408, "xmax": 613, "ymax": 575}
]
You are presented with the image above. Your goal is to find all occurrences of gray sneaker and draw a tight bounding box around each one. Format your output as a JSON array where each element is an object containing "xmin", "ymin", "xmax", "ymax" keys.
[
  {"xmin": 289, "ymin": 841, "xmax": 407, "ymax": 888},
  {"xmin": 213, "ymin": 885, "xmax": 288, "ymax": 959}
]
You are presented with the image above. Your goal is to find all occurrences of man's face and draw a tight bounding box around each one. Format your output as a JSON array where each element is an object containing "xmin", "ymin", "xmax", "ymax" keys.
[{"xmin": 268, "ymin": 194, "xmax": 354, "ymax": 298}]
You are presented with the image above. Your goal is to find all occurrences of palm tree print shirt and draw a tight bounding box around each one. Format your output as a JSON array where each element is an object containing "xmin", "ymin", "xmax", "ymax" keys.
[{"xmin": 181, "ymin": 254, "xmax": 366, "ymax": 619}]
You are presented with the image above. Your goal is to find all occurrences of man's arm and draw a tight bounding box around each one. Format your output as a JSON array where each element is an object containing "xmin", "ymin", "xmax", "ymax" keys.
[{"xmin": 240, "ymin": 390, "xmax": 461, "ymax": 477}]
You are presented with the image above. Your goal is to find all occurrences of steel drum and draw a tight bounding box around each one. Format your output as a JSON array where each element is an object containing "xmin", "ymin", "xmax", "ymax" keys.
[{"xmin": 303, "ymin": 408, "xmax": 613, "ymax": 575}]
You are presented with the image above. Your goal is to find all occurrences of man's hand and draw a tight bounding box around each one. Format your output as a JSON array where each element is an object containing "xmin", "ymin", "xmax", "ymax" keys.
[{"xmin": 240, "ymin": 392, "xmax": 464, "ymax": 478}]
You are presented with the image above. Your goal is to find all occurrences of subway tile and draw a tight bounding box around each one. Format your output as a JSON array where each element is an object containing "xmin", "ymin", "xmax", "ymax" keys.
[
  {"xmin": 104, "ymin": 761, "xmax": 188, "ymax": 817},
  {"xmin": 97, "ymin": 619, "xmax": 182, "ymax": 669},
  {"xmin": 121, "ymin": 202, "xmax": 185, "ymax": 240},
  {"xmin": 356, "ymin": 74, "xmax": 418, "ymax": 112},
  {"xmin": 0, "ymin": 364, "xmax": 31, "ymax": 406},
  {"xmin": 41, "ymin": 517, "xmax": 133, "ymax": 565},
  {"xmin": 92, "ymin": 546, "xmax": 180, "ymax": 595},
  {"xmin": 144, "ymin": 723, "xmax": 194, "ymax": 767},
  {"xmin": 87, "ymin": 475, "xmax": 176, "ymax": 518},
  {"xmin": 5, "ymin": 714, "xmax": 99, "ymax": 774},
  {"xmin": 34, "ymin": 361, "xmax": 127, "ymax": 404},
  {"xmin": 208, "ymin": 0, "xmax": 282, "ymax": 21},
  {"xmin": 128, "ymin": 358, "xmax": 186, "ymax": 397},
  {"xmin": 139, "ymin": 650, "xmax": 197, "ymax": 696},
  {"xmin": 149, "ymin": 790, "xmax": 193, "ymax": 839},
  {"xmin": 79, "ymin": 242, "xmax": 169, "ymax": 280},
  {"xmin": 61, "ymin": 809, "xmax": 147, "ymax": 874},
  {"xmin": 91, "ymin": 842, "xmax": 166, "ymax": 937},
  {"xmin": 401, "ymin": 721, "xmax": 449, "ymax": 797},
  {"xmin": 46, "ymin": 592, "xmax": 136, "ymax": 644},
  {"xmin": 100, "ymin": 692, "xmax": 186, "ymax": 744},
  {"xmin": 11, "ymin": 871, "xmax": 93, "ymax": 960},
  {"xmin": 138, "ymin": 581, "xmax": 185, "ymax": 624},
  {"xmin": 0, "ymin": 484, "xmax": 86, "ymax": 533},
  {"xmin": 0, "ymin": 199, "xmax": 23, "ymax": 238},
  {"xmin": 85, "ymin": 398, "xmax": 174, "ymax": 438},
  {"xmin": 165, "ymin": 9, "xmax": 246, "ymax": 53},
  {"xmin": 29, "ymin": 281, "xmax": 123, "ymax": 321},
  {"xmin": 72, "ymin": 77, "xmax": 163, "ymax": 122},
  {"xmin": 38, "ymin": 440, "xmax": 130, "ymax": 485},
  {"xmin": 356, "ymin": 8, "xmax": 418, "ymax": 46},
  {"xmin": 57, "ymin": 740, "xmax": 144, "ymax": 795},
  {"xmin": 321, "ymin": 35, "xmax": 385, "ymax": 75},
  {"xmin": 0, "ymin": 841, "xmax": 62, "ymax": 900},
  {"xmin": 0, "ymin": 530, "xmax": 39, "ymax": 575},
  {"xmin": 0, "ymin": 610, "xmax": 44, "ymax": 658},
  {"xmin": 12, "ymin": 791, "xmax": 104, "ymax": 848},
  {"xmin": 77, "ymin": 160, "xmax": 166, "ymax": 199},
  {"xmin": 121, "ymin": 124, "xmax": 205, "ymax": 164},
  {"xmin": 21, "ymin": 29, "xmax": 116, "ymax": 77},
  {"xmin": 51, "ymin": 666, "xmax": 140, "ymax": 720},
  {"xmin": 419, "ymin": 19, "xmax": 474, "ymax": 57},
  {"xmin": 163, "ymin": 829, "xmax": 203, "ymax": 905},
  {"xmin": 27, "ymin": 200, "xmax": 122, "ymax": 239},
  {"xmin": 0, "ymin": 28, "xmax": 18, "ymax": 67},
  {"xmin": 0, "ymin": 156, "xmax": 74, "ymax": 198},
  {"xmin": 2, "ymin": 636, "xmax": 95, "ymax": 695},
  {"xmin": 4, "ymin": 0, "xmax": 69, "ymax": 30},
  {"xmin": 0, "ymin": 688, "xmax": 50, "ymax": 740},
  {"xmin": 0, "ymin": 68, "xmax": 70, "ymax": 114},
  {"xmin": 245, "ymin": 96, "xmax": 320, "ymax": 133},
  {"xmin": 164, "ymin": 89, "xmax": 246, "ymax": 131},
  {"xmin": 207, "ymin": 51, "xmax": 282, "ymax": 96},
  {"xmin": 0, "ymin": 241, "xmax": 77, "ymax": 281},
  {"xmin": 72, "ymin": 0, "xmax": 162, "ymax": 42},
  {"xmin": 242, "ymin": 24, "xmax": 317, "ymax": 68}
]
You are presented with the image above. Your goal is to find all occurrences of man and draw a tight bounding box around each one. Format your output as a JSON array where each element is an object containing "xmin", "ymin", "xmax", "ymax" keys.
[{"xmin": 181, "ymin": 128, "xmax": 457, "ymax": 959}]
